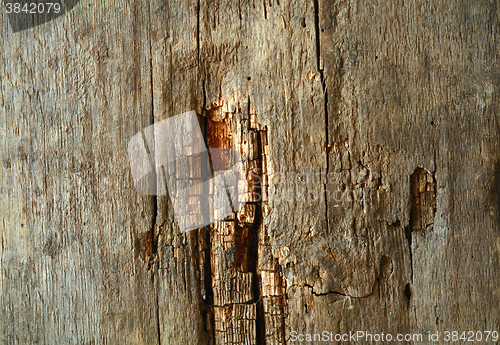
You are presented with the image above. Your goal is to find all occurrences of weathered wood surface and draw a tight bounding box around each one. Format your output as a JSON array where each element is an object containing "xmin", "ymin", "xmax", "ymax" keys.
[{"xmin": 2, "ymin": 0, "xmax": 500, "ymax": 344}]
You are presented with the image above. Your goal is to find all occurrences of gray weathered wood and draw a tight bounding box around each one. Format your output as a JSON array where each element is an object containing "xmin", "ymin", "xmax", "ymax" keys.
[{"xmin": 2, "ymin": 0, "xmax": 500, "ymax": 344}]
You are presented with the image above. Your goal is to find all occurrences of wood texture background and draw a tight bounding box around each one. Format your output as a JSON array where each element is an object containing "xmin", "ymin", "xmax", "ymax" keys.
[{"xmin": 1, "ymin": 0, "xmax": 500, "ymax": 344}]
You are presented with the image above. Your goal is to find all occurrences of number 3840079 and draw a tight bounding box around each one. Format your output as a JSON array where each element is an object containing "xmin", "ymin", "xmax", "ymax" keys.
[
  {"xmin": 443, "ymin": 331, "xmax": 499, "ymax": 342},
  {"xmin": 5, "ymin": 3, "xmax": 61, "ymax": 14}
]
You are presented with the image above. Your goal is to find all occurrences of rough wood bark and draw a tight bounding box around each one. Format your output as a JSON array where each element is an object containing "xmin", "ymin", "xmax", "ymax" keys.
[{"xmin": 2, "ymin": 0, "xmax": 500, "ymax": 344}]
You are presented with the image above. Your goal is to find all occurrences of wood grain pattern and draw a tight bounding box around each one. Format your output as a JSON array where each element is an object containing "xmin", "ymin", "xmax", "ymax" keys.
[{"xmin": 2, "ymin": 0, "xmax": 500, "ymax": 344}]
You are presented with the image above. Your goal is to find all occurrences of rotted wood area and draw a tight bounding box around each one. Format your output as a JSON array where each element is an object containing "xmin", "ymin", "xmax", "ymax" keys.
[{"xmin": 203, "ymin": 102, "xmax": 274, "ymax": 344}]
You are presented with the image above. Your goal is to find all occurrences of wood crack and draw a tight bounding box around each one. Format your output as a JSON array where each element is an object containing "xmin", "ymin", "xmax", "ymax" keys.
[
  {"xmin": 302, "ymin": 278, "xmax": 378, "ymax": 299},
  {"xmin": 407, "ymin": 167, "xmax": 437, "ymax": 286},
  {"xmin": 197, "ymin": 0, "xmax": 201, "ymax": 64},
  {"xmin": 148, "ymin": 2, "xmax": 161, "ymax": 343}
]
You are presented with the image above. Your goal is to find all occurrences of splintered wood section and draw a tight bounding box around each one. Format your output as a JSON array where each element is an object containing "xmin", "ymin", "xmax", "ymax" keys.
[
  {"xmin": 259, "ymin": 263, "xmax": 287, "ymax": 344},
  {"xmin": 410, "ymin": 168, "xmax": 436, "ymax": 232},
  {"xmin": 211, "ymin": 221, "xmax": 257, "ymax": 345},
  {"xmin": 207, "ymin": 103, "xmax": 271, "ymax": 345},
  {"xmin": 207, "ymin": 104, "xmax": 233, "ymax": 171},
  {"xmin": 249, "ymin": 119, "xmax": 287, "ymax": 345}
]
